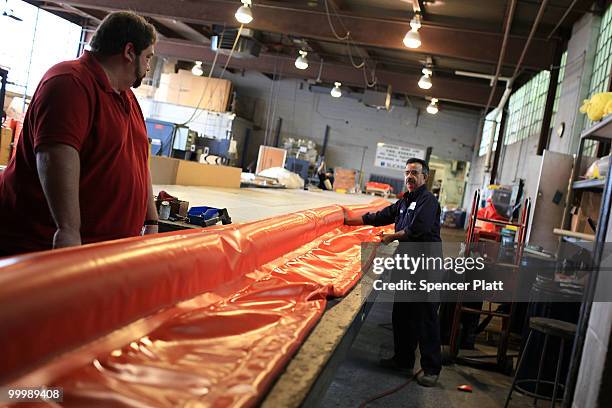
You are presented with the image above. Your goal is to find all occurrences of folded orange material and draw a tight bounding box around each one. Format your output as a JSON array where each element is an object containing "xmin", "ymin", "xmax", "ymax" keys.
[{"xmin": 0, "ymin": 200, "xmax": 390, "ymax": 407}]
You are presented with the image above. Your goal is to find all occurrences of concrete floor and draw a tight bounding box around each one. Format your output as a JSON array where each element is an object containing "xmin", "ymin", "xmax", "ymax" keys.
[
  {"xmin": 318, "ymin": 227, "xmax": 533, "ymax": 408},
  {"xmin": 318, "ymin": 298, "xmax": 535, "ymax": 408}
]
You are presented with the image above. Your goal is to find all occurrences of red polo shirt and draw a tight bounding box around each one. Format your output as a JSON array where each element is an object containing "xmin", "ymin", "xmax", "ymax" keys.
[{"xmin": 0, "ymin": 51, "xmax": 150, "ymax": 255}]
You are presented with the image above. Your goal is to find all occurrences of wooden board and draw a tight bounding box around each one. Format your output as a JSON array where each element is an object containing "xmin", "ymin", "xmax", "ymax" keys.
[
  {"xmin": 152, "ymin": 185, "xmax": 388, "ymax": 224},
  {"xmin": 528, "ymin": 150, "xmax": 573, "ymax": 252},
  {"xmin": 0, "ymin": 127, "xmax": 13, "ymax": 166},
  {"xmin": 256, "ymin": 146, "xmax": 287, "ymax": 174}
]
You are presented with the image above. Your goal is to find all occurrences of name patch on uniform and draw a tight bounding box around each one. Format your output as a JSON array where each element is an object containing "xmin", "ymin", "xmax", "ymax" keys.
[{"xmin": 408, "ymin": 202, "xmax": 417, "ymax": 210}]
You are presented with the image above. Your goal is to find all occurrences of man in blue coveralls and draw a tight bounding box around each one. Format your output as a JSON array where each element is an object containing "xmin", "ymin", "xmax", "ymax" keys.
[{"xmin": 345, "ymin": 157, "xmax": 442, "ymax": 387}]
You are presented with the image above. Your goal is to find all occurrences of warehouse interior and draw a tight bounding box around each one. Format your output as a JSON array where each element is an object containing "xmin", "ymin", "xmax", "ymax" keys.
[{"xmin": 1, "ymin": 0, "xmax": 612, "ymax": 407}]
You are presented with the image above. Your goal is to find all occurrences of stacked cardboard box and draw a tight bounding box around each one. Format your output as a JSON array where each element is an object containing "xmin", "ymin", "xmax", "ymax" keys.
[
  {"xmin": 333, "ymin": 168, "xmax": 357, "ymax": 193},
  {"xmin": 154, "ymin": 70, "xmax": 232, "ymax": 112}
]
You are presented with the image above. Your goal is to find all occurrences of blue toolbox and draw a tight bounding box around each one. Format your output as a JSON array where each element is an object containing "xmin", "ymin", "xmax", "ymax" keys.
[{"xmin": 187, "ymin": 206, "xmax": 232, "ymax": 227}]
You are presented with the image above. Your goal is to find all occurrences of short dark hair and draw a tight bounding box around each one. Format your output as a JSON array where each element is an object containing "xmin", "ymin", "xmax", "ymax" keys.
[
  {"xmin": 406, "ymin": 158, "xmax": 429, "ymax": 176},
  {"xmin": 90, "ymin": 11, "xmax": 157, "ymax": 56}
]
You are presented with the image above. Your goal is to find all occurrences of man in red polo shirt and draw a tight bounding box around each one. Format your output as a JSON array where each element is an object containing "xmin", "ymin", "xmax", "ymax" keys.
[{"xmin": 0, "ymin": 11, "xmax": 159, "ymax": 256}]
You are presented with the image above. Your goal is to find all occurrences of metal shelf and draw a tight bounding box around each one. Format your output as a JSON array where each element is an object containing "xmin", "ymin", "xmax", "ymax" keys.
[
  {"xmin": 572, "ymin": 178, "xmax": 606, "ymax": 190},
  {"xmin": 580, "ymin": 114, "xmax": 612, "ymax": 140}
]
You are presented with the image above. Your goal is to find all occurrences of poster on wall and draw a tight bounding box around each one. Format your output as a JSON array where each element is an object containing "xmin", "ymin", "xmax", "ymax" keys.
[{"xmin": 374, "ymin": 142, "xmax": 427, "ymax": 171}]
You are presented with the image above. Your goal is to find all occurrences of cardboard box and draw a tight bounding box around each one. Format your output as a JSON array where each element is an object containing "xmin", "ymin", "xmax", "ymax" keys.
[
  {"xmin": 570, "ymin": 211, "xmax": 588, "ymax": 234},
  {"xmin": 0, "ymin": 127, "xmax": 13, "ymax": 165},
  {"xmin": 570, "ymin": 192, "xmax": 602, "ymax": 234},
  {"xmin": 580, "ymin": 191, "xmax": 601, "ymax": 221},
  {"xmin": 150, "ymin": 156, "xmax": 241, "ymax": 188},
  {"xmin": 334, "ymin": 168, "xmax": 357, "ymax": 193},
  {"xmin": 150, "ymin": 156, "xmax": 180, "ymax": 185},
  {"xmin": 154, "ymin": 70, "xmax": 232, "ymax": 112}
]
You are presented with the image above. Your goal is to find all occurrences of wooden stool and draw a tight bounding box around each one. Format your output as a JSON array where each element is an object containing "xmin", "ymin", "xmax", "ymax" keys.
[{"xmin": 504, "ymin": 317, "xmax": 577, "ymax": 408}]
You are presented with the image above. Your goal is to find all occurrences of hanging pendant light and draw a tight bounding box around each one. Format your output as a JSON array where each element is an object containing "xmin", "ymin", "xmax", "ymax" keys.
[
  {"xmin": 331, "ymin": 82, "xmax": 342, "ymax": 98},
  {"xmin": 418, "ymin": 67, "xmax": 433, "ymax": 90},
  {"xmin": 295, "ymin": 50, "xmax": 309, "ymax": 70},
  {"xmin": 191, "ymin": 61, "xmax": 204, "ymax": 76},
  {"xmin": 403, "ymin": 14, "xmax": 422, "ymax": 48},
  {"xmin": 426, "ymin": 98, "xmax": 439, "ymax": 115},
  {"xmin": 235, "ymin": 0, "xmax": 253, "ymax": 24}
]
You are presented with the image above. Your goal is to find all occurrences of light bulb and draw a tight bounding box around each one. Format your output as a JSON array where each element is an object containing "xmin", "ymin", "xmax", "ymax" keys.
[
  {"xmin": 426, "ymin": 99, "xmax": 438, "ymax": 115},
  {"xmin": 331, "ymin": 82, "xmax": 342, "ymax": 98},
  {"xmin": 191, "ymin": 61, "xmax": 203, "ymax": 76},
  {"xmin": 235, "ymin": 4, "xmax": 253, "ymax": 24},
  {"xmin": 410, "ymin": 14, "xmax": 422, "ymax": 31},
  {"xmin": 418, "ymin": 73, "xmax": 432, "ymax": 90},
  {"xmin": 403, "ymin": 29, "xmax": 421, "ymax": 49},
  {"xmin": 295, "ymin": 50, "xmax": 309, "ymax": 70}
]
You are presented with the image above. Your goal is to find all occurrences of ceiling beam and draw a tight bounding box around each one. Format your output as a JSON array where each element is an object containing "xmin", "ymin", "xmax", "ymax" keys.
[
  {"xmin": 155, "ymin": 39, "xmax": 505, "ymax": 107},
  {"xmin": 44, "ymin": 0, "xmax": 557, "ymax": 71},
  {"xmin": 153, "ymin": 18, "xmax": 211, "ymax": 43}
]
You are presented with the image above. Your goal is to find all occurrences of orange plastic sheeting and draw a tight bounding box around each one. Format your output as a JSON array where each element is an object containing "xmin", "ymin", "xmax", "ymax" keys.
[
  {"xmin": 0, "ymin": 200, "xmax": 389, "ymax": 385},
  {"xmin": 341, "ymin": 198, "xmax": 389, "ymax": 220},
  {"xmin": 39, "ymin": 225, "xmax": 381, "ymax": 407}
]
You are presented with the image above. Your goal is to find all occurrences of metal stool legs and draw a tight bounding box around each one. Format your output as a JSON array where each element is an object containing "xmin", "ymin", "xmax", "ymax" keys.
[
  {"xmin": 504, "ymin": 330, "xmax": 533, "ymax": 408},
  {"xmin": 551, "ymin": 339, "xmax": 565, "ymax": 408},
  {"xmin": 505, "ymin": 329, "xmax": 567, "ymax": 407},
  {"xmin": 533, "ymin": 333, "xmax": 550, "ymax": 405}
]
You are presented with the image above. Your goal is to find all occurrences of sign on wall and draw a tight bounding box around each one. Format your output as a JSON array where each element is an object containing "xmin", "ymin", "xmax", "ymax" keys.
[{"xmin": 374, "ymin": 142, "xmax": 427, "ymax": 171}]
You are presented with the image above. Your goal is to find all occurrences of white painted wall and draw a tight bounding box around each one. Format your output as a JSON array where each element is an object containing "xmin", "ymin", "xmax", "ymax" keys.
[
  {"xmin": 224, "ymin": 71, "xmax": 481, "ymax": 190},
  {"xmin": 549, "ymin": 12, "xmax": 602, "ymax": 155}
]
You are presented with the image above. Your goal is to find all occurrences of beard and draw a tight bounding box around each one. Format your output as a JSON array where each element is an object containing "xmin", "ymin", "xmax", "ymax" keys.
[{"xmin": 132, "ymin": 59, "xmax": 146, "ymax": 88}]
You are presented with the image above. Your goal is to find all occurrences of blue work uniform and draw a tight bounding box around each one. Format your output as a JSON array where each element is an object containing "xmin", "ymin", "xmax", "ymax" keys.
[{"xmin": 362, "ymin": 184, "xmax": 443, "ymax": 375}]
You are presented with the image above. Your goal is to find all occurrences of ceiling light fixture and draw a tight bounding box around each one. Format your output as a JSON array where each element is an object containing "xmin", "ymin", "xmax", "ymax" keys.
[
  {"xmin": 330, "ymin": 82, "xmax": 342, "ymax": 98},
  {"xmin": 235, "ymin": 0, "xmax": 253, "ymax": 24},
  {"xmin": 191, "ymin": 61, "xmax": 204, "ymax": 76},
  {"xmin": 426, "ymin": 98, "xmax": 439, "ymax": 115},
  {"xmin": 403, "ymin": 13, "xmax": 422, "ymax": 49},
  {"xmin": 295, "ymin": 50, "xmax": 309, "ymax": 70},
  {"xmin": 2, "ymin": 0, "xmax": 22, "ymax": 21},
  {"xmin": 418, "ymin": 67, "xmax": 433, "ymax": 90}
]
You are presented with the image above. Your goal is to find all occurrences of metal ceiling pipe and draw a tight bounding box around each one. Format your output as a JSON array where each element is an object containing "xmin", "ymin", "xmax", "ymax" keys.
[
  {"xmin": 511, "ymin": 0, "xmax": 551, "ymax": 80},
  {"xmin": 546, "ymin": 0, "xmax": 580, "ymax": 40},
  {"xmin": 484, "ymin": 0, "xmax": 550, "ymax": 174},
  {"xmin": 483, "ymin": 0, "xmax": 517, "ymax": 173},
  {"xmin": 483, "ymin": 85, "xmax": 512, "ymax": 173},
  {"xmin": 455, "ymin": 70, "xmax": 512, "ymax": 86}
]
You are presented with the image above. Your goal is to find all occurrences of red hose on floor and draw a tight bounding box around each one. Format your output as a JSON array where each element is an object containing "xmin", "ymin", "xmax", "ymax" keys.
[{"xmin": 358, "ymin": 369, "xmax": 423, "ymax": 408}]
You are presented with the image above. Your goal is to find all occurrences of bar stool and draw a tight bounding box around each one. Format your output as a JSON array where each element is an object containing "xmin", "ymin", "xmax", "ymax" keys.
[{"xmin": 504, "ymin": 317, "xmax": 577, "ymax": 408}]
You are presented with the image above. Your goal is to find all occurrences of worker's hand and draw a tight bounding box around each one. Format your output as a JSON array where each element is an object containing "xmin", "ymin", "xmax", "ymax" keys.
[
  {"xmin": 141, "ymin": 224, "xmax": 159, "ymax": 235},
  {"xmin": 344, "ymin": 209, "xmax": 365, "ymax": 226},
  {"xmin": 380, "ymin": 233, "xmax": 396, "ymax": 245},
  {"xmin": 53, "ymin": 227, "xmax": 81, "ymax": 249}
]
